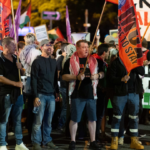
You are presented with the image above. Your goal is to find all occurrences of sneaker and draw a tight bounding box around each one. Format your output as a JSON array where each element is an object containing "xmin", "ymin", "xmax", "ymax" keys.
[
  {"xmin": 15, "ymin": 143, "xmax": 29, "ymax": 150},
  {"xmin": 89, "ymin": 141, "xmax": 101, "ymax": 149},
  {"xmin": 46, "ymin": 141, "xmax": 58, "ymax": 149},
  {"xmin": 0, "ymin": 146, "xmax": 8, "ymax": 150},
  {"xmin": 32, "ymin": 143, "xmax": 42, "ymax": 150},
  {"xmin": 8, "ymin": 132, "xmax": 14, "ymax": 136},
  {"xmin": 118, "ymin": 137, "xmax": 124, "ymax": 145},
  {"xmin": 69, "ymin": 141, "xmax": 76, "ymax": 150}
]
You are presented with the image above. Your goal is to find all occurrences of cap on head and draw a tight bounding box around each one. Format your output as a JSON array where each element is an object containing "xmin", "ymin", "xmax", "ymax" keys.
[
  {"xmin": 40, "ymin": 39, "xmax": 50, "ymax": 47},
  {"xmin": 104, "ymin": 35, "xmax": 115, "ymax": 44}
]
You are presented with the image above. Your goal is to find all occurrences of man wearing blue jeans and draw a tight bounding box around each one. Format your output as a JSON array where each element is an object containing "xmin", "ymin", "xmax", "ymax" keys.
[
  {"xmin": 31, "ymin": 39, "xmax": 59, "ymax": 150},
  {"xmin": 62, "ymin": 40, "xmax": 104, "ymax": 150},
  {"xmin": 0, "ymin": 37, "xmax": 28, "ymax": 150},
  {"xmin": 56, "ymin": 43, "xmax": 69, "ymax": 130},
  {"xmin": 110, "ymin": 57, "xmax": 144, "ymax": 150}
]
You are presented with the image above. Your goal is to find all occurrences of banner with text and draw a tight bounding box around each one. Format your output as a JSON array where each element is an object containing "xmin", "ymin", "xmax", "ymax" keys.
[{"xmin": 134, "ymin": 0, "xmax": 150, "ymax": 41}]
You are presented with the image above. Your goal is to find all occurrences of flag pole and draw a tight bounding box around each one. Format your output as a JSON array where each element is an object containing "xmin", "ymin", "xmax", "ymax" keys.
[
  {"xmin": 141, "ymin": 22, "xmax": 150, "ymax": 42},
  {"xmin": 78, "ymin": 1, "xmax": 107, "ymax": 90},
  {"xmin": 91, "ymin": 1, "xmax": 107, "ymax": 46},
  {"xmin": 11, "ymin": 0, "xmax": 22, "ymax": 95}
]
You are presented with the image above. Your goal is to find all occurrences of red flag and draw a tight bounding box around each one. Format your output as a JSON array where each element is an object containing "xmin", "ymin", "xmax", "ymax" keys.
[
  {"xmin": 0, "ymin": 0, "xmax": 11, "ymax": 22},
  {"xmin": 118, "ymin": 0, "xmax": 143, "ymax": 73},
  {"xmin": 106, "ymin": 0, "xmax": 118, "ymax": 4},
  {"xmin": 0, "ymin": 0, "xmax": 11, "ymax": 50}
]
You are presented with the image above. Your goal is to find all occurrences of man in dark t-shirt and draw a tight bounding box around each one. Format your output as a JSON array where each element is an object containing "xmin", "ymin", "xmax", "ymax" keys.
[
  {"xmin": 0, "ymin": 37, "xmax": 28, "ymax": 150},
  {"xmin": 62, "ymin": 40, "xmax": 104, "ymax": 150}
]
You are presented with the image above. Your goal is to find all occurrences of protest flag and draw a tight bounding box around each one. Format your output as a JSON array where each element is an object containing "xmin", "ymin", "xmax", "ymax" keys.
[
  {"xmin": 10, "ymin": 0, "xmax": 22, "ymax": 41},
  {"xmin": 118, "ymin": 0, "xmax": 143, "ymax": 73},
  {"xmin": 0, "ymin": 0, "xmax": 11, "ymax": 22},
  {"xmin": 66, "ymin": 6, "xmax": 73, "ymax": 44},
  {"xmin": 10, "ymin": 0, "xmax": 22, "ymax": 94},
  {"xmin": 48, "ymin": 27, "xmax": 64, "ymax": 39},
  {"xmin": 78, "ymin": 0, "xmax": 107, "ymax": 89},
  {"xmin": 0, "ymin": 0, "xmax": 11, "ymax": 50},
  {"xmin": 20, "ymin": 1, "xmax": 31, "ymax": 29},
  {"xmin": 106, "ymin": 0, "xmax": 118, "ymax": 4}
]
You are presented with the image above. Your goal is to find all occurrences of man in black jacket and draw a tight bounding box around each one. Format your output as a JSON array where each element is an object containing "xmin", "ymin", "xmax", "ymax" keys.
[
  {"xmin": 31, "ymin": 39, "xmax": 59, "ymax": 150},
  {"xmin": 110, "ymin": 57, "xmax": 145, "ymax": 150},
  {"xmin": 93, "ymin": 44, "xmax": 109, "ymax": 141}
]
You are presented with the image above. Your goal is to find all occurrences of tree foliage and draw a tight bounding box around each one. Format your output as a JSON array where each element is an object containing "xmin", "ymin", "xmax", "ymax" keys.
[{"xmin": 13, "ymin": 0, "xmax": 118, "ymax": 41}]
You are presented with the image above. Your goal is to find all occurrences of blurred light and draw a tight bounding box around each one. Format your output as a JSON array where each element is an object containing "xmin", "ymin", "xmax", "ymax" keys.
[
  {"xmin": 105, "ymin": 34, "xmax": 109, "ymax": 38},
  {"xmin": 19, "ymin": 27, "xmax": 34, "ymax": 36}
]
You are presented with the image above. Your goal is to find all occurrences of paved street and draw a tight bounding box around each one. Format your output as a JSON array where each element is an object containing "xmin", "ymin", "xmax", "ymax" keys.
[{"xmin": 7, "ymin": 124, "xmax": 150, "ymax": 150}]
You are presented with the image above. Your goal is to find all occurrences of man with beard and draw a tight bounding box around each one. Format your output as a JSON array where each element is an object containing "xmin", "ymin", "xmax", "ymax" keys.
[
  {"xmin": 0, "ymin": 37, "xmax": 28, "ymax": 150},
  {"xmin": 31, "ymin": 39, "xmax": 59, "ymax": 150},
  {"xmin": 62, "ymin": 40, "xmax": 104, "ymax": 150}
]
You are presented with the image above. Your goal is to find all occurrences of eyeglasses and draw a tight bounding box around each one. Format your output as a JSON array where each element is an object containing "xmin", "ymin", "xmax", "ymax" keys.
[{"xmin": 46, "ymin": 44, "xmax": 53, "ymax": 47}]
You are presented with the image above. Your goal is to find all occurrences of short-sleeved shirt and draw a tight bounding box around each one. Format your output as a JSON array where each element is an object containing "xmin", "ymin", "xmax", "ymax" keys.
[
  {"xmin": 0, "ymin": 53, "xmax": 19, "ymax": 95},
  {"xmin": 63, "ymin": 57, "xmax": 101, "ymax": 99}
]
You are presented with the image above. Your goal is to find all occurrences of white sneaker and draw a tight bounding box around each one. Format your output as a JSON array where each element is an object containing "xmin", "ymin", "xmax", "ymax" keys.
[
  {"xmin": 15, "ymin": 143, "xmax": 29, "ymax": 150},
  {"xmin": 8, "ymin": 132, "xmax": 14, "ymax": 136},
  {"xmin": 118, "ymin": 137, "xmax": 124, "ymax": 145},
  {"xmin": 0, "ymin": 146, "xmax": 8, "ymax": 150}
]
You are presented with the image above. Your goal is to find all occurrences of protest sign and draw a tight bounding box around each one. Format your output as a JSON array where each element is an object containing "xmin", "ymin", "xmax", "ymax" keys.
[
  {"xmin": 71, "ymin": 33, "xmax": 90, "ymax": 44},
  {"xmin": 109, "ymin": 29, "xmax": 118, "ymax": 44},
  {"xmin": 34, "ymin": 25, "xmax": 49, "ymax": 42}
]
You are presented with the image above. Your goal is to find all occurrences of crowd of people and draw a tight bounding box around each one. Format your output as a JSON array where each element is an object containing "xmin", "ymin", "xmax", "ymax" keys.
[{"xmin": 0, "ymin": 33, "xmax": 149, "ymax": 150}]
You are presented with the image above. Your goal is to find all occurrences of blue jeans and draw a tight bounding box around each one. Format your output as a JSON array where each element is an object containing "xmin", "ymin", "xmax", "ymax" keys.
[
  {"xmin": 111, "ymin": 93, "xmax": 139, "ymax": 137},
  {"xmin": 58, "ymin": 87, "xmax": 67, "ymax": 128},
  {"xmin": 31, "ymin": 94, "xmax": 55, "ymax": 145},
  {"xmin": 0, "ymin": 94, "xmax": 24, "ymax": 146}
]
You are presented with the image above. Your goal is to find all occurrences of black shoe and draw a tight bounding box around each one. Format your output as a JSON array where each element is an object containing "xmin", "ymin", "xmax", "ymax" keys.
[
  {"xmin": 33, "ymin": 143, "xmax": 42, "ymax": 150},
  {"xmin": 69, "ymin": 141, "xmax": 76, "ymax": 150},
  {"xmin": 89, "ymin": 141, "xmax": 101, "ymax": 150}
]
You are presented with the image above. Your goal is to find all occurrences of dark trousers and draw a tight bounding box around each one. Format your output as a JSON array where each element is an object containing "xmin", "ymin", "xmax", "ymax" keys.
[
  {"xmin": 96, "ymin": 90, "xmax": 106, "ymax": 138},
  {"xmin": 24, "ymin": 94, "xmax": 34, "ymax": 140},
  {"xmin": 111, "ymin": 93, "xmax": 139, "ymax": 137},
  {"xmin": 119, "ymin": 98, "xmax": 143, "ymax": 137}
]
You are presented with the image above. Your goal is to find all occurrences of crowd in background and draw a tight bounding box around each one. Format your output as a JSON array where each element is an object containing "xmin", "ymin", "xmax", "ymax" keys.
[{"xmin": 0, "ymin": 33, "xmax": 150, "ymax": 150}]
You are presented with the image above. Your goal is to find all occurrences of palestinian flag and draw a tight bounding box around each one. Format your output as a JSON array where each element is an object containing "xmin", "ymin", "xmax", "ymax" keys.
[
  {"xmin": 48, "ymin": 27, "xmax": 64, "ymax": 40},
  {"xmin": 106, "ymin": 0, "xmax": 118, "ymax": 4},
  {"xmin": 19, "ymin": 1, "xmax": 31, "ymax": 29}
]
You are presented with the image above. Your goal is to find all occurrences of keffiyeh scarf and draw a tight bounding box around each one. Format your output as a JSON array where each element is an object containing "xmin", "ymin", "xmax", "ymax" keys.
[{"xmin": 69, "ymin": 52, "xmax": 98, "ymax": 99}]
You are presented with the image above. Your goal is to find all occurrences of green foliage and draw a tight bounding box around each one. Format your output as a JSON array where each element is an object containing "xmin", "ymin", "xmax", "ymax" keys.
[{"xmin": 12, "ymin": 0, "xmax": 118, "ymax": 40}]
